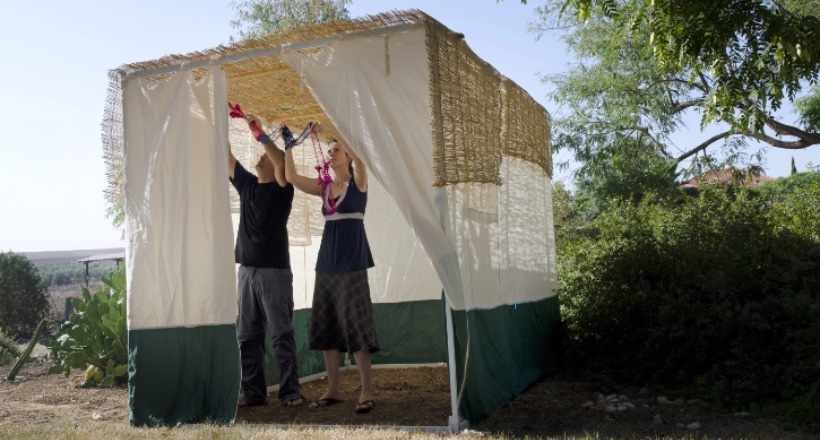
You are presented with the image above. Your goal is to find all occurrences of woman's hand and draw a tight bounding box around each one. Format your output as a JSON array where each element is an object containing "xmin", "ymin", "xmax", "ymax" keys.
[{"xmin": 313, "ymin": 121, "xmax": 338, "ymax": 138}]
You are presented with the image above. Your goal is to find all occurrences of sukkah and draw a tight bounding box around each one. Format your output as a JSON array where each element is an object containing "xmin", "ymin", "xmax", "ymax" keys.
[{"xmin": 106, "ymin": 10, "xmax": 558, "ymax": 431}]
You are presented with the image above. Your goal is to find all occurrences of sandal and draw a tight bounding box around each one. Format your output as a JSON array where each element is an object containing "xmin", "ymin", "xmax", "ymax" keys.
[
  {"xmin": 309, "ymin": 397, "xmax": 344, "ymax": 408},
  {"xmin": 283, "ymin": 393, "xmax": 306, "ymax": 407},
  {"xmin": 354, "ymin": 399, "xmax": 375, "ymax": 414}
]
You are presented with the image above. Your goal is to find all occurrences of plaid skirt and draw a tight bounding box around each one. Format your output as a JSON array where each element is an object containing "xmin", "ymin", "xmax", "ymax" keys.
[{"xmin": 309, "ymin": 270, "xmax": 380, "ymax": 353}]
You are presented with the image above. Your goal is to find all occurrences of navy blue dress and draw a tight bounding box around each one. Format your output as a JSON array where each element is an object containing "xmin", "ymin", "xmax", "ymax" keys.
[{"xmin": 315, "ymin": 177, "xmax": 375, "ymax": 274}]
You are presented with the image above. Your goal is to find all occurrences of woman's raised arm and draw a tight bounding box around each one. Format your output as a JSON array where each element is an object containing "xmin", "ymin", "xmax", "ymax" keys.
[{"xmin": 315, "ymin": 122, "xmax": 367, "ymax": 192}]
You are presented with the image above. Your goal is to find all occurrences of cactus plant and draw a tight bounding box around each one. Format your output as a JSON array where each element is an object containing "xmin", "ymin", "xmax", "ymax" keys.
[{"xmin": 6, "ymin": 318, "xmax": 46, "ymax": 382}]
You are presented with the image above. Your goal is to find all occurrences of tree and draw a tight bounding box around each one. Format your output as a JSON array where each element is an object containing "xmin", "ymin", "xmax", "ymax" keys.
[
  {"xmin": 230, "ymin": 0, "xmax": 352, "ymax": 40},
  {"xmin": 0, "ymin": 252, "xmax": 50, "ymax": 337},
  {"xmin": 795, "ymin": 84, "xmax": 820, "ymax": 132},
  {"xmin": 516, "ymin": 0, "xmax": 819, "ymax": 183},
  {"xmin": 545, "ymin": 13, "xmax": 691, "ymax": 206},
  {"xmin": 536, "ymin": 0, "xmax": 819, "ymax": 145},
  {"xmin": 552, "ymin": 181, "xmax": 587, "ymax": 242}
]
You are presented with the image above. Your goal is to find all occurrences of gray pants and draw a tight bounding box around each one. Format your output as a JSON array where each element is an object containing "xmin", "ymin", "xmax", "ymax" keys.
[{"xmin": 237, "ymin": 266, "xmax": 301, "ymax": 405}]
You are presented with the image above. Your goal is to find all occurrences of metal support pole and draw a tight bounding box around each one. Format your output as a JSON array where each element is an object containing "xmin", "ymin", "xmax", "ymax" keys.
[{"xmin": 444, "ymin": 294, "xmax": 460, "ymax": 432}]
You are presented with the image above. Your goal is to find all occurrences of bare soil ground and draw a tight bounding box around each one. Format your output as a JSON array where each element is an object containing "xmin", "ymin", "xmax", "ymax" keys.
[{"xmin": 1, "ymin": 358, "xmax": 817, "ymax": 439}]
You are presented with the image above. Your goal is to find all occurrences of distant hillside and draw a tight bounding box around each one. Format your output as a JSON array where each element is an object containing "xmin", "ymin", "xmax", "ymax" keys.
[{"xmin": 23, "ymin": 248, "xmax": 125, "ymax": 264}]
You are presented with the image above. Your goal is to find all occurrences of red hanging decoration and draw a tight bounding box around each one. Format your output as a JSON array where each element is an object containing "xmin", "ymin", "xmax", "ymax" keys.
[
  {"xmin": 228, "ymin": 102, "xmax": 266, "ymax": 142},
  {"xmin": 307, "ymin": 126, "xmax": 338, "ymax": 215},
  {"xmin": 285, "ymin": 122, "xmax": 337, "ymax": 215}
]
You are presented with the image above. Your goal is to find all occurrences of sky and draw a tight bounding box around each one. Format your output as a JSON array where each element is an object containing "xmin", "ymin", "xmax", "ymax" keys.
[{"xmin": 0, "ymin": 1, "xmax": 817, "ymax": 253}]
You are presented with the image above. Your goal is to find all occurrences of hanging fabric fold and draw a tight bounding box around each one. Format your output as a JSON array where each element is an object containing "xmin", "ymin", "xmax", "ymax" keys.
[{"xmin": 123, "ymin": 66, "xmax": 239, "ymax": 427}]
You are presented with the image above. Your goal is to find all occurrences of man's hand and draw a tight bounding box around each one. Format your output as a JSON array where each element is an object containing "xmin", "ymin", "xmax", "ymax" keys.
[
  {"xmin": 244, "ymin": 113, "xmax": 269, "ymax": 143},
  {"xmin": 246, "ymin": 114, "xmax": 263, "ymax": 128}
]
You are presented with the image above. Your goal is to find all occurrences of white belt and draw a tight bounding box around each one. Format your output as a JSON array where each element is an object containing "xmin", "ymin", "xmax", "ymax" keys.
[{"xmin": 324, "ymin": 212, "xmax": 364, "ymax": 221}]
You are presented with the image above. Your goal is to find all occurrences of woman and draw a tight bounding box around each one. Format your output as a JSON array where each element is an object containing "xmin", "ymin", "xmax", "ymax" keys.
[{"xmin": 283, "ymin": 121, "xmax": 379, "ymax": 415}]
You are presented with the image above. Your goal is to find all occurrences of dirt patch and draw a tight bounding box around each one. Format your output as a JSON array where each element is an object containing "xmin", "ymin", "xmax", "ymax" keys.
[
  {"xmin": 473, "ymin": 373, "xmax": 818, "ymax": 439},
  {"xmin": 0, "ymin": 360, "xmax": 128, "ymax": 426},
  {"xmin": 1, "ymin": 360, "xmax": 816, "ymax": 438},
  {"xmin": 236, "ymin": 366, "xmax": 451, "ymax": 427}
]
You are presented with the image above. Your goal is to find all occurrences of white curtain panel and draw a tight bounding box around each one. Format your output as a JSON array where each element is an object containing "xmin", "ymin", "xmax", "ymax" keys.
[
  {"xmin": 281, "ymin": 28, "xmax": 465, "ymax": 308},
  {"xmin": 124, "ymin": 68, "xmax": 237, "ymax": 329},
  {"xmin": 282, "ymin": 28, "xmax": 556, "ymax": 312},
  {"xmin": 279, "ymin": 28, "xmax": 449, "ymax": 310}
]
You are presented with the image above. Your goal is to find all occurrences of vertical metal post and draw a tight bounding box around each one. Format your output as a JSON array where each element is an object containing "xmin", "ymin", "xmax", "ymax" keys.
[{"xmin": 444, "ymin": 294, "xmax": 460, "ymax": 432}]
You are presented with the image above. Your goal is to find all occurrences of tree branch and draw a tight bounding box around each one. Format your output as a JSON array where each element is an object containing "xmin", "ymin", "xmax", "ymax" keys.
[
  {"xmin": 752, "ymin": 131, "xmax": 819, "ymax": 149},
  {"xmin": 638, "ymin": 128, "xmax": 673, "ymax": 159},
  {"xmin": 761, "ymin": 116, "xmax": 820, "ymax": 144},
  {"xmin": 698, "ymin": 72, "xmax": 711, "ymax": 93},
  {"xmin": 663, "ymin": 83, "xmax": 675, "ymax": 108},
  {"xmin": 671, "ymin": 99, "xmax": 702, "ymax": 114},
  {"xmin": 673, "ymin": 131, "xmax": 732, "ymax": 165}
]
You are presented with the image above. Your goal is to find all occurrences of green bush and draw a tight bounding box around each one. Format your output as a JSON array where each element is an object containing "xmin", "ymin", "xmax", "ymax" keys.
[
  {"xmin": 558, "ymin": 184, "xmax": 820, "ymax": 427},
  {"xmin": 753, "ymin": 170, "xmax": 820, "ymax": 202},
  {"xmin": 0, "ymin": 252, "xmax": 51, "ymax": 337},
  {"xmin": 0, "ymin": 329, "xmax": 22, "ymax": 366},
  {"xmin": 761, "ymin": 172, "xmax": 820, "ymax": 242},
  {"xmin": 46, "ymin": 266, "xmax": 127, "ymax": 387}
]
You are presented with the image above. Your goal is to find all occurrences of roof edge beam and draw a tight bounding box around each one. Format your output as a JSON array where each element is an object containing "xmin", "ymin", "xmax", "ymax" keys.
[{"xmin": 125, "ymin": 22, "xmax": 424, "ymax": 79}]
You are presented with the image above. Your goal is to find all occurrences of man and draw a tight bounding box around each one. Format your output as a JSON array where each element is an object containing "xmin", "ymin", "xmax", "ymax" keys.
[{"xmin": 229, "ymin": 115, "xmax": 303, "ymax": 407}]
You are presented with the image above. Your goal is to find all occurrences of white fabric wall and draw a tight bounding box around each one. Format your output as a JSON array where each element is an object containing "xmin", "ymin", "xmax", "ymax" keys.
[
  {"xmin": 230, "ymin": 170, "xmax": 444, "ymax": 311},
  {"xmin": 282, "ymin": 28, "xmax": 557, "ymax": 311},
  {"xmin": 282, "ymin": 28, "xmax": 466, "ymax": 309},
  {"xmin": 124, "ymin": 68, "xmax": 237, "ymax": 329},
  {"xmin": 443, "ymin": 158, "xmax": 557, "ymax": 310}
]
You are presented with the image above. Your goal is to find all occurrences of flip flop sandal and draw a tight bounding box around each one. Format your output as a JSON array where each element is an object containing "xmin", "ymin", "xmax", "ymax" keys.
[
  {"xmin": 310, "ymin": 397, "xmax": 344, "ymax": 408},
  {"xmin": 283, "ymin": 393, "xmax": 306, "ymax": 407},
  {"xmin": 354, "ymin": 399, "xmax": 375, "ymax": 414}
]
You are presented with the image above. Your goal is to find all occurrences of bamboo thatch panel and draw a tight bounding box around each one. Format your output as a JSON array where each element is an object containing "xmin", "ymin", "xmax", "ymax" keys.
[{"xmin": 425, "ymin": 19, "xmax": 504, "ymax": 186}]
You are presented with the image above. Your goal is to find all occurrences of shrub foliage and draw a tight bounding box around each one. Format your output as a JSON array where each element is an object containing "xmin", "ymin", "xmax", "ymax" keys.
[
  {"xmin": 0, "ymin": 329, "xmax": 22, "ymax": 366},
  {"xmin": 0, "ymin": 252, "xmax": 51, "ymax": 337},
  {"xmin": 558, "ymin": 178, "xmax": 820, "ymax": 426},
  {"xmin": 47, "ymin": 266, "xmax": 128, "ymax": 387}
]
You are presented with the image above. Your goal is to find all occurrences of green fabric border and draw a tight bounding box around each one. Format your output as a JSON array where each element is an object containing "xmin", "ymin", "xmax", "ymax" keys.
[
  {"xmin": 371, "ymin": 299, "xmax": 447, "ymax": 365},
  {"xmin": 451, "ymin": 296, "xmax": 561, "ymax": 422},
  {"xmin": 264, "ymin": 300, "xmax": 447, "ymax": 384},
  {"xmin": 128, "ymin": 324, "xmax": 240, "ymax": 426},
  {"xmin": 127, "ymin": 298, "xmax": 558, "ymax": 425}
]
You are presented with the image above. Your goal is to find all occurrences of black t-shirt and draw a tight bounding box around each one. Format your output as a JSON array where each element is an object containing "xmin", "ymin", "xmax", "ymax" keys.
[{"xmin": 230, "ymin": 161, "xmax": 294, "ymax": 268}]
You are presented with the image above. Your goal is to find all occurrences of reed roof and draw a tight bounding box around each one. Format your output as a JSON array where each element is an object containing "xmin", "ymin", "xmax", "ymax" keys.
[{"xmin": 102, "ymin": 9, "xmax": 551, "ymax": 211}]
